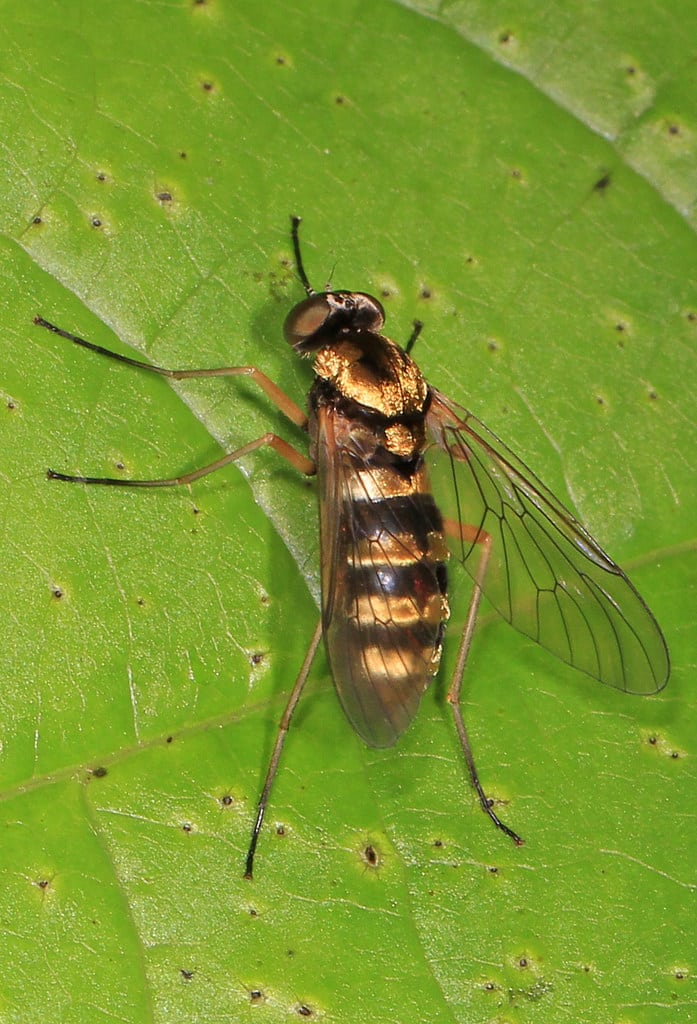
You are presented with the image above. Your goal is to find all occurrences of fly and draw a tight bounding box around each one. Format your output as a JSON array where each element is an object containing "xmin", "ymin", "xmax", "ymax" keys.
[{"xmin": 34, "ymin": 217, "xmax": 670, "ymax": 878}]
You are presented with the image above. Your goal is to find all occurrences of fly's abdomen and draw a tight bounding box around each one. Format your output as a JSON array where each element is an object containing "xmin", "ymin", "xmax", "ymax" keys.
[{"xmin": 323, "ymin": 454, "xmax": 450, "ymax": 748}]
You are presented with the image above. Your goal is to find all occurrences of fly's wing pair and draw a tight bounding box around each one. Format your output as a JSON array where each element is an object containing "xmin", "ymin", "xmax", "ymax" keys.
[
  {"xmin": 425, "ymin": 388, "xmax": 670, "ymax": 695},
  {"xmin": 315, "ymin": 385, "xmax": 669, "ymax": 753}
]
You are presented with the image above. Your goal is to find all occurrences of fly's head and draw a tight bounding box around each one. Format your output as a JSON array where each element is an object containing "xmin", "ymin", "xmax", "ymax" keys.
[
  {"xmin": 284, "ymin": 218, "xmax": 428, "ymax": 419},
  {"xmin": 284, "ymin": 291, "xmax": 385, "ymax": 354}
]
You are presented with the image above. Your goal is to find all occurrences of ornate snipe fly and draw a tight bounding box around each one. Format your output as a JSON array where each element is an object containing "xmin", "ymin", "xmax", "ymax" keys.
[{"xmin": 35, "ymin": 217, "xmax": 670, "ymax": 878}]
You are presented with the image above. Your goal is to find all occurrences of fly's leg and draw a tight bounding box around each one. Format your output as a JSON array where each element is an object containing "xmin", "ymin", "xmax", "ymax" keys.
[
  {"xmin": 444, "ymin": 519, "xmax": 523, "ymax": 847},
  {"xmin": 245, "ymin": 617, "xmax": 323, "ymax": 880},
  {"xmin": 34, "ymin": 316, "xmax": 314, "ymax": 484},
  {"xmin": 47, "ymin": 433, "xmax": 315, "ymax": 487},
  {"xmin": 34, "ymin": 316, "xmax": 308, "ymax": 429},
  {"xmin": 404, "ymin": 320, "xmax": 423, "ymax": 355}
]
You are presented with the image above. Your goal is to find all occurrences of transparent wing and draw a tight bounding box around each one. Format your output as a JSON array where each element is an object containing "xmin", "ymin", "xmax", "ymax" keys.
[{"xmin": 426, "ymin": 389, "xmax": 669, "ymax": 694}]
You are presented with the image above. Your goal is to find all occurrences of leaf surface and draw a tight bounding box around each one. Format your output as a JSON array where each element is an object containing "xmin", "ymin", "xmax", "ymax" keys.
[{"xmin": 0, "ymin": 1, "xmax": 694, "ymax": 1021}]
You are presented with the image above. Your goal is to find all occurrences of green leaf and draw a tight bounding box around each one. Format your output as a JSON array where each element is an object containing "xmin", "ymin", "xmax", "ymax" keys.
[{"xmin": 1, "ymin": 1, "xmax": 694, "ymax": 1022}]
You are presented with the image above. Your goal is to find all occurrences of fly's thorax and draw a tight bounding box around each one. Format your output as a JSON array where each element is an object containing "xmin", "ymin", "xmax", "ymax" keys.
[{"xmin": 312, "ymin": 332, "xmax": 429, "ymax": 421}]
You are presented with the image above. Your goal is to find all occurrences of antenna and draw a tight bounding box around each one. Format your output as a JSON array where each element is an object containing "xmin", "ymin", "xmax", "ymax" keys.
[{"xmin": 290, "ymin": 216, "xmax": 316, "ymax": 296}]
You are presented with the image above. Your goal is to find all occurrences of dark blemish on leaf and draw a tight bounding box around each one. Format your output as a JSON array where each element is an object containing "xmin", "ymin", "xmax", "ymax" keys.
[
  {"xmin": 626, "ymin": 65, "xmax": 636, "ymax": 75},
  {"xmin": 433, "ymin": 838, "xmax": 443, "ymax": 848},
  {"xmin": 668, "ymin": 123, "xmax": 680, "ymax": 136},
  {"xmin": 91, "ymin": 766, "xmax": 108, "ymax": 778},
  {"xmin": 182, "ymin": 822, "xmax": 193, "ymax": 832},
  {"xmin": 181, "ymin": 968, "xmax": 194, "ymax": 980},
  {"xmin": 166, "ymin": 735, "xmax": 174, "ymax": 743},
  {"xmin": 488, "ymin": 865, "xmax": 499, "ymax": 874},
  {"xmin": 420, "ymin": 287, "xmax": 432, "ymax": 300},
  {"xmin": 648, "ymin": 388, "xmax": 658, "ymax": 401},
  {"xmin": 499, "ymin": 30, "xmax": 513, "ymax": 44},
  {"xmin": 297, "ymin": 1005, "xmax": 313, "ymax": 1018},
  {"xmin": 250, "ymin": 652, "xmax": 265, "ymax": 666},
  {"xmin": 594, "ymin": 172, "xmax": 612, "ymax": 192},
  {"xmin": 276, "ymin": 824, "xmax": 285, "ymax": 836},
  {"xmin": 201, "ymin": 80, "xmax": 215, "ymax": 92},
  {"xmin": 518, "ymin": 958, "xmax": 529, "ymax": 968},
  {"xmin": 91, "ymin": 217, "xmax": 102, "ymax": 228},
  {"xmin": 649, "ymin": 735, "xmax": 658, "ymax": 745},
  {"xmin": 671, "ymin": 751, "xmax": 680, "ymax": 759},
  {"xmin": 221, "ymin": 794, "xmax": 233, "ymax": 807},
  {"xmin": 156, "ymin": 191, "xmax": 173, "ymax": 204},
  {"xmin": 250, "ymin": 990, "xmax": 265, "ymax": 1004},
  {"xmin": 248, "ymin": 906, "xmax": 258, "ymax": 917},
  {"xmin": 687, "ymin": 311, "xmax": 696, "ymax": 322},
  {"xmin": 510, "ymin": 167, "xmax": 522, "ymax": 179},
  {"xmin": 335, "ymin": 95, "xmax": 346, "ymax": 105},
  {"xmin": 595, "ymin": 395, "xmax": 606, "ymax": 406},
  {"xmin": 362, "ymin": 844, "xmax": 379, "ymax": 867},
  {"xmin": 51, "ymin": 585, "xmax": 63, "ymax": 600},
  {"xmin": 33, "ymin": 216, "xmax": 43, "ymax": 225},
  {"xmin": 96, "ymin": 172, "xmax": 107, "ymax": 182},
  {"xmin": 36, "ymin": 879, "xmax": 50, "ymax": 890},
  {"xmin": 615, "ymin": 322, "xmax": 627, "ymax": 333},
  {"xmin": 483, "ymin": 981, "xmax": 497, "ymax": 992}
]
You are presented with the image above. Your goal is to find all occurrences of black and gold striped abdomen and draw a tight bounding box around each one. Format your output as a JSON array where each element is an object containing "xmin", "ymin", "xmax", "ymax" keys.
[{"xmin": 315, "ymin": 404, "xmax": 450, "ymax": 748}]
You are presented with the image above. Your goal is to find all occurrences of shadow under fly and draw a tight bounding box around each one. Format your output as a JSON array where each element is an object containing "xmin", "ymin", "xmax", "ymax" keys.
[{"xmin": 35, "ymin": 216, "xmax": 669, "ymax": 878}]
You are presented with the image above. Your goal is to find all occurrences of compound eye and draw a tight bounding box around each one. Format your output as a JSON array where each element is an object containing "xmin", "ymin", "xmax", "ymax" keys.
[
  {"xmin": 354, "ymin": 293, "xmax": 385, "ymax": 330},
  {"xmin": 324, "ymin": 291, "xmax": 385, "ymax": 330},
  {"xmin": 283, "ymin": 295, "xmax": 331, "ymax": 348}
]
